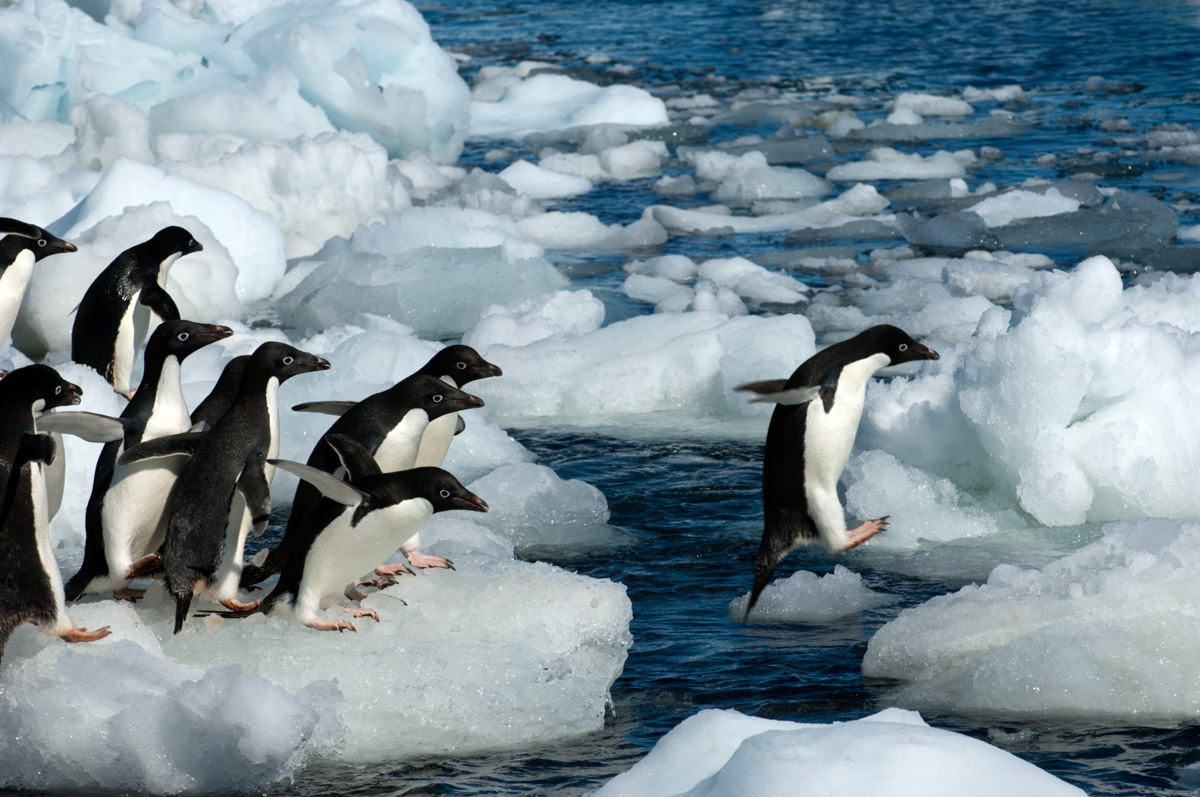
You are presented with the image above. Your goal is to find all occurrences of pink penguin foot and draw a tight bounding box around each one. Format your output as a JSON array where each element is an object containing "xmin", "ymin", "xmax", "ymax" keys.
[
  {"xmin": 344, "ymin": 585, "xmax": 370, "ymax": 602},
  {"xmin": 375, "ymin": 562, "xmax": 416, "ymax": 578},
  {"xmin": 403, "ymin": 550, "xmax": 454, "ymax": 570},
  {"xmin": 59, "ymin": 626, "xmax": 111, "ymax": 643},
  {"xmin": 345, "ymin": 608, "xmax": 380, "ymax": 622},
  {"xmin": 843, "ymin": 516, "xmax": 889, "ymax": 550},
  {"xmin": 306, "ymin": 618, "xmax": 356, "ymax": 633},
  {"xmin": 220, "ymin": 597, "xmax": 260, "ymax": 612},
  {"xmin": 113, "ymin": 588, "xmax": 146, "ymax": 602},
  {"xmin": 125, "ymin": 553, "xmax": 163, "ymax": 579}
]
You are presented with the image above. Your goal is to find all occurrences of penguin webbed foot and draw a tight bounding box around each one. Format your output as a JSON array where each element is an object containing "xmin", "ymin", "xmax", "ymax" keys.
[
  {"xmin": 843, "ymin": 516, "xmax": 889, "ymax": 551},
  {"xmin": 113, "ymin": 588, "xmax": 146, "ymax": 602},
  {"xmin": 220, "ymin": 597, "xmax": 261, "ymax": 612},
  {"xmin": 403, "ymin": 551, "xmax": 454, "ymax": 570},
  {"xmin": 346, "ymin": 607, "xmax": 380, "ymax": 623},
  {"xmin": 306, "ymin": 617, "xmax": 357, "ymax": 633},
  {"xmin": 59, "ymin": 625, "xmax": 111, "ymax": 643},
  {"xmin": 125, "ymin": 552, "xmax": 163, "ymax": 579}
]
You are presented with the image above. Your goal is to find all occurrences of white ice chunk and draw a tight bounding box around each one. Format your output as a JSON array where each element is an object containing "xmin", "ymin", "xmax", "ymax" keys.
[
  {"xmin": 463, "ymin": 289, "xmax": 605, "ymax": 351},
  {"xmin": 594, "ymin": 707, "xmax": 1084, "ymax": 797},
  {"xmin": 826, "ymin": 148, "xmax": 968, "ymax": 181},
  {"xmin": 517, "ymin": 209, "xmax": 668, "ymax": 250},
  {"xmin": 499, "ymin": 160, "xmax": 594, "ymax": 200},
  {"xmin": 730, "ymin": 565, "xmax": 892, "ymax": 623},
  {"xmin": 967, "ymin": 188, "xmax": 1081, "ymax": 228},
  {"xmin": 892, "ymin": 92, "xmax": 974, "ymax": 116}
]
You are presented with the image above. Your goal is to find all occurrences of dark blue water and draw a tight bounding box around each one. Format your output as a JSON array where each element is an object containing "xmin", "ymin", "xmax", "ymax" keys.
[{"xmin": 271, "ymin": 1, "xmax": 1200, "ymax": 793}]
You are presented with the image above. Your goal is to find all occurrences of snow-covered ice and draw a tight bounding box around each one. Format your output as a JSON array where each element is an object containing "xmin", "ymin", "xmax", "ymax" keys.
[{"xmin": 592, "ymin": 708, "xmax": 1084, "ymax": 797}]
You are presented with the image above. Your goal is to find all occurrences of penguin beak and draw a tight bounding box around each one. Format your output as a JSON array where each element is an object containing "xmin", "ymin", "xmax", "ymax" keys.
[
  {"xmin": 199, "ymin": 326, "xmax": 235, "ymax": 341},
  {"xmin": 454, "ymin": 494, "xmax": 489, "ymax": 513},
  {"xmin": 480, "ymin": 362, "xmax": 503, "ymax": 378},
  {"xmin": 63, "ymin": 382, "xmax": 83, "ymax": 406},
  {"xmin": 299, "ymin": 357, "xmax": 332, "ymax": 372},
  {"xmin": 914, "ymin": 344, "xmax": 940, "ymax": 361},
  {"xmin": 455, "ymin": 392, "xmax": 485, "ymax": 410},
  {"xmin": 60, "ymin": 241, "xmax": 78, "ymax": 253}
]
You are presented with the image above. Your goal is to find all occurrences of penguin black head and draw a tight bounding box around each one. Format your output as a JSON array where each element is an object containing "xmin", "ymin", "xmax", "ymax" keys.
[
  {"xmin": 146, "ymin": 320, "xmax": 234, "ymax": 363},
  {"xmin": 855, "ymin": 325, "xmax": 940, "ymax": 366},
  {"xmin": 144, "ymin": 226, "xmax": 203, "ymax": 262},
  {"xmin": 252, "ymin": 341, "xmax": 331, "ymax": 382},
  {"xmin": 403, "ymin": 373, "xmax": 485, "ymax": 419},
  {"xmin": 420, "ymin": 345, "xmax": 503, "ymax": 385},
  {"xmin": 406, "ymin": 467, "xmax": 489, "ymax": 514},
  {"xmin": 0, "ymin": 364, "xmax": 83, "ymax": 413},
  {"xmin": 0, "ymin": 224, "xmax": 77, "ymax": 262}
]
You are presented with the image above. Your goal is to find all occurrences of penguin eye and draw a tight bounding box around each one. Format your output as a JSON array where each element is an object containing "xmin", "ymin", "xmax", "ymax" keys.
[
  {"xmin": 432, "ymin": 394, "xmax": 444, "ymax": 403},
  {"xmin": 456, "ymin": 361, "xmax": 467, "ymax": 370},
  {"xmin": 439, "ymin": 489, "xmax": 451, "ymax": 499},
  {"xmin": 282, "ymin": 356, "xmax": 294, "ymax": 365},
  {"xmin": 178, "ymin": 332, "xmax": 189, "ymax": 341},
  {"xmin": 37, "ymin": 239, "xmax": 47, "ymax": 247},
  {"xmin": 55, "ymin": 386, "xmax": 62, "ymax": 395},
  {"xmin": 898, "ymin": 343, "xmax": 908, "ymax": 352}
]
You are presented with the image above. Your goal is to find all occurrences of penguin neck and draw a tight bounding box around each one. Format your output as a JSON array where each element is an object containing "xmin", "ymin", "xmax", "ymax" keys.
[
  {"xmin": 157, "ymin": 251, "xmax": 182, "ymax": 285},
  {"xmin": 440, "ymin": 374, "xmax": 459, "ymax": 389},
  {"xmin": 147, "ymin": 355, "xmax": 189, "ymax": 432}
]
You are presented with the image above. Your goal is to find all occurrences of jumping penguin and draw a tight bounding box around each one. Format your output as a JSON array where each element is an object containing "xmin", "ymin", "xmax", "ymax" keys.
[
  {"xmin": 735, "ymin": 325, "xmax": 939, "ymax": 620},
  {"xmin": 64, "ymin": 320, "xmax": 234, "ymax": 602},
  {"xmin": 71, "ymin": 226, "xmax": 202, "ymax": 398},
  {"xmin": 117, "ymin": 341, "xmax": 330, "ymax": 633}
]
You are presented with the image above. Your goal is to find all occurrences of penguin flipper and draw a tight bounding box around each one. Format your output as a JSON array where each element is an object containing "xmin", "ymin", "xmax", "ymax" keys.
[
  {"xmin": 15, "ymin": 432, "xmax": 57, "ymax": 468},
  {"xmin": 735, "ymin": 379, "xmax": 820, "ymax": 406},
  {"xmin": 118, "ymin": 430, "xmax": 206, "ymax": 466},
  {"xmin": 268, "ymin": 459, "xmax": 368, "ymax": 507},
  {"xmin": 291, "ymin": 400, "xmax": 357, "ymax": 416},
  {"xmin": 238, "ymin": 453, "xmax": 272, "ymax": 538},
  {"xmin": 35, "ymin": 411, "xmax": 128, "ymax": 443},
  {"xmin": 138, "ymin": 282, "xmax": 180, "ymax": 322},
  {"xmin": 323, "ymin": 434, "xmax": 382, "ymax": 481},
  {"xmin": 455, "ymin": 415, "xmax": 467, "ymax": 436}
]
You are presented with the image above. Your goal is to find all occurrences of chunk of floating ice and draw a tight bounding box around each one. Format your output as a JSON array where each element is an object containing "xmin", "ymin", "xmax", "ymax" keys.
[
  {"xmin": 1, "ymin": 543, "xmax": 631, "ymax": 788},
  {"xmin": 967, "ymin": 188, "xmax": 1081, "ymax": 228},
  {"xmin": 463, "ymin": 289, "xmax": 606, "ymax": 351},
  {"xmin": 826, "ymin": 148, "xmax": 969, "ymax": 181},
  {"xmin": 517, "ymin": 208, "xmax": 668, "ymax": 250},
  {"xmin": 729, "ymin": 565, "xmax": 893, "ymax": 623},
  {"xmin": 499, "ymin": 160, "xmax": 594, "ymax": 200},
  {"xmin": 863, "ymin": 518, "xmax": 1200, "ymax": 723},
  {"xmin": 593, "ymin": 707, "xmax": 1084, "ymax": 797},
  {"xmin": 470, "ymin": 72, "xmax": 668, "ymax": 140}
]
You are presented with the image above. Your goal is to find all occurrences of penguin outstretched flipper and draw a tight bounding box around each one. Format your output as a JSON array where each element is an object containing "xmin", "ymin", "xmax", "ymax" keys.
[
  {"xmin": 268, "ymin": 459, "xmax": 369, "ymax": 507},
  {"xmin": 138, "ymin": 281, "xmax": 180, "ymax": 322},
  {"xmin": 735, "ymin": 380, "xmax": 820, "ymax": 406},
  {"xmin": 35, "ymin": 411, "xmax": 128, "ymax": 443},
  {"xmin": 292, "ymin": 400, "xmax": 357, "ymax": 416},
  {"xmin": 118, "ymin": 430, "xmax": 207, "ymax": 466},
  {"xmin": 14, "ymin": 432, "xmax": 57, "ymax": 469}
]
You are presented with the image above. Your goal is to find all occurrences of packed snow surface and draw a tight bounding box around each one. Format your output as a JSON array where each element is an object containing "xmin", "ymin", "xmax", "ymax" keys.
[{"xmin": 592, "ymin": 708, "xmax": 1085, "ymax": 797}]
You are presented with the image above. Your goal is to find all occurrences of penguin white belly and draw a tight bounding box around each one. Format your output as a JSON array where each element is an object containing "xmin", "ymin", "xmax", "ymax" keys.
[
  {"xmin": 802, "ymin": 353, "xmax": 890, "ymax": 550},
  {"xmin": 373, "ymin": 409, "xmax": 429, "ymax": 471},
  {"xmin": 293, "ymin": 500, "xmax": 433, "ymax": 622},
  {"xmin": 413, "ymin": 412, "xmax": 456, "ymax": 468},
  {"xmin": 0, "ymin": 249, "xmax": 34, "ymax": 345},
  {"xmin": 102, "ymin": 458, "xmax": 187, "ymax": 579},
  {"xmin": 112, "ymin": 296, "xmax": 142, "ymax": 395},
  {"xmin": 30, "ymin": 463, "xmax": 71, "ymax": 634}
]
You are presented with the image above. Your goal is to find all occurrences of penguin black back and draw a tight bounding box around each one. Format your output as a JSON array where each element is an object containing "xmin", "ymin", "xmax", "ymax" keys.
[{"xmin": 190, "ymin": 355, "xmax": 250, "ymax": 428}]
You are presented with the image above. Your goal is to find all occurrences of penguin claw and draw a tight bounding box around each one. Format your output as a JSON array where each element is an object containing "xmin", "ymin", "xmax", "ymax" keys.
[
  {"xmin": 59, "ymin": 625, "xmax": 111, "ymax": 643},
  {"xmin": 844, "ymin": 516, "xmax": 889, "ymax": 550},
  {"xmin": 349, "ymin": 608, "xmax": 380, "ymax": 622},
  {"xmin": 220, "ymin": 597, "xmax": 261, "ymax": 612},
  {"xmin": 306, "ymin": 618, "xmax": 357, "ymax": 632},
  {"xmin": 374, "ymin": 562, "xmax": 416, "ymax": 578},
  {"xmin": 403, "ymin": 551, "xmax": 453, "ymax": 570}
]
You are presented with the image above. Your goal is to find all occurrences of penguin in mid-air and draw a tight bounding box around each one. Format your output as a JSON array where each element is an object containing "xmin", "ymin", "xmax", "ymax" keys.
[
  {"xmin": 64, "ymin": 320, "xmax": 234, "ymax": 603},
  {"xmin": 0, "ymin": 366, "xmax": 121, "ymax": 660},
  {"xmin": 735, "ymin": 325, "xmax": 939, "ymax": 620},
  {"xmin": 240, "ymin": 369, "xmax": 487, "ymax": 588},
  {"xmin": 236, "ymin": 435, "xmax": 488, "ymax": 632},
  {"xmin": 117, "ymin": 342, "xmax": 330, "ymax": 633},
  {"xmin": 0, "ymin": 218, "xmax": 77, "ymax": 347},
  {"xmin": 71, "ymin": 226, "xmax": 202, "ymax": 399}
]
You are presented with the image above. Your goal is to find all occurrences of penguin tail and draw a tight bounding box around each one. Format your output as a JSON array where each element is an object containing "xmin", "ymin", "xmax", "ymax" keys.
[
  {"xmin": 172, "ymin": 591, "xmax": 194, "ymax": 635},
  {"xmin": 743, "ymin": 529, "xmax": 793, "ymax": 622},
  {"xmin": 743, "ymin": 564, "xmax": 775, "ymax": 623}
]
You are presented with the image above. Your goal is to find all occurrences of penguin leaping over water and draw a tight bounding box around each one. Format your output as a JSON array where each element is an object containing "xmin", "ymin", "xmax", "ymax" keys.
[{"xmin": 735, "ymin": 325, "xmax": 939, "ymax": 620}]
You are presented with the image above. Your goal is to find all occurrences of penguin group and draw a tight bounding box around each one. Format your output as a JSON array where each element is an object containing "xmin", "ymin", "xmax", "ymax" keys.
[
  {"xmin": 1, "ymin": 212, "xmax": 942, "ymax": 657},
  {"xmin": 0, "ymin": 217, "xmax": 497, "ymax": 659}
]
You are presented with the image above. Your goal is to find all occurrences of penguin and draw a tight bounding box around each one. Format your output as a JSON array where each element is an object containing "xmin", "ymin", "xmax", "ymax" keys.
[
  {"xmin": 71, "ymin": 226, "xmax": 202, "ymax": 398},
  {"xmin": 735, "ymin": 325, "xmax": 939, "ymax": 620},
  {"xmin": 0, "ymin": 220, "xmax": 77, "ymax": 347},
  {"xmin": 117, "ymin": 341, "xmax": 330, "ymax": 633},
  {"xmin": 64, "ymin": 320, "xmax": 234, "ymax": 602},
  {"xmin": 242, "ymin": 435, "xmax": 488, "ymax": 632},
  {"xmin": 240, "ymin": 372, "xmax": 485, "ymax": 588},
  {"xmin": 0, "ymin": 366, "xmax": 113, "ymax": 660},
  {"xmin": 190, "ymin": 354, "xmax": 249, "ymax": 428}
]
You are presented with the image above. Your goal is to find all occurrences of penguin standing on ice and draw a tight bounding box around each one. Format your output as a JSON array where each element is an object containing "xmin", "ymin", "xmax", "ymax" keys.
[
  {"xmin": 244, "ymin": 435, "xmax": 488, "ymax": 632},
  {"xmin": 240, "ymin": 372, "xmax": 485, "ymax": 588},
  {"xmin": 735, "ymin": 325, "xmax": 939, "ymax": 620},
  {"xmin": 71, "ymin": 226, "xmax": 202, "ymax": 398},
  {"xmin": 0, "ymin": 219, "xmax": 77, "ymax": 347},
  {"xmin": 64, "ymin": 320, "xmax": 234, "ymax": 602},
  {"xmin": 117, "ymin": 342, "xmax": 330, "ymax": 633},
  {"xmin": 0, "ymin": 366, "xmax": 116, "ymax": 660}
]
